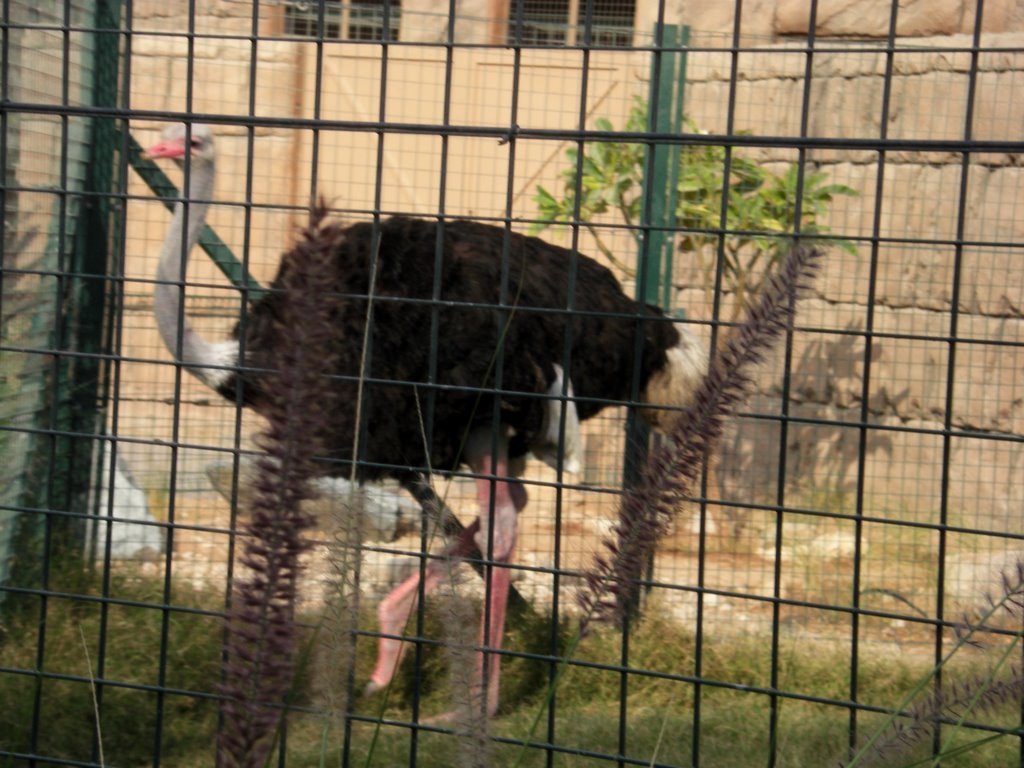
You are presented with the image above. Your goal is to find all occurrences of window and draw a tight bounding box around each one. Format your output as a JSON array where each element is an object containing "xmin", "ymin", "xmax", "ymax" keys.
[
  {"xmin": 507, "ymin": 0, "xmax": 634, "ymax": 47},
  {"xmin": 284, "ymin": 0, "xmax": 401, "ymax": 42}
]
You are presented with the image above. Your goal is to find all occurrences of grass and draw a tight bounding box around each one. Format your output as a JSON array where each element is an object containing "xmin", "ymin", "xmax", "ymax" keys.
[
  {"xmin": 1, "ymin": 570, "xmax": 1022, "ymax": 767},
  {"xmin": 0, "ymin": 571, "xmax": 223, "ymax": 765}
]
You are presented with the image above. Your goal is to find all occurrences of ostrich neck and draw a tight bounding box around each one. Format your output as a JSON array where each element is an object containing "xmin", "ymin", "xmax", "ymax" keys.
[{"xmin": 154, "ymin": 159, "xmax": 237, "ymax": 389}]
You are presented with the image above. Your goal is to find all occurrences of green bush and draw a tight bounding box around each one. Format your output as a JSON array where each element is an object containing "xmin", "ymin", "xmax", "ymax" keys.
[{"xmin": 533, "ymin": 97, "xmax": 857, "ymax": 319}]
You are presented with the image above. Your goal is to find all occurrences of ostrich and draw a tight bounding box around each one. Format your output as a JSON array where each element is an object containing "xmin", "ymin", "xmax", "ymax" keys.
[{"xmin": 143, "ymin": 123, "xmax": 707, "ymax": 718}]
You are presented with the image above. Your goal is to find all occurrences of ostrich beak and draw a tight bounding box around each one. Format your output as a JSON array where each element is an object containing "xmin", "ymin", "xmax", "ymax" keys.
[{"xmin": 141, "ymin": 136, "xmax": 188, "ymax": 160}]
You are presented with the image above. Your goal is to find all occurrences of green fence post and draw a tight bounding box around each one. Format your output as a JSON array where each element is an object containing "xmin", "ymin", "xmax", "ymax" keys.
[
  {"xmin": 622, "ymin": 24, "xmax": 689, "ymax": 617},
  {"xmin": 638, "ymin": 23, "xmax": 688, "ymax": 310},
  {"xmin": 70, "ymin": 0, "xmax": 125, "ymax": 563}
]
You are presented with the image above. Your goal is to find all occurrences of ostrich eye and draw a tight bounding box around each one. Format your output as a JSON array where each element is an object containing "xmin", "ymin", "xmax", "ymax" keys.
[{"xmin": 190, "ymin": 137, "xmax": 203, "ymax": 148}]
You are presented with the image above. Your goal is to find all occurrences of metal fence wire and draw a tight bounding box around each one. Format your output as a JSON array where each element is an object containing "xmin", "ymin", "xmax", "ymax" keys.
[{"xmin": 2, "ymin": 0, "xmax": 1023, "ymax": 766}]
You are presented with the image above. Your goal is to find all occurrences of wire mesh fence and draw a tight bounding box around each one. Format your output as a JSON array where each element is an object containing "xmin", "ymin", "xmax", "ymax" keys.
[{"xmin": 2, "ymin": 0, "xmax": 1023, "ymax": 766}]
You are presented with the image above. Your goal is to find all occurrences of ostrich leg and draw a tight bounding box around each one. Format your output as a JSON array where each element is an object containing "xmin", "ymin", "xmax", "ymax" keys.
[
  {"xmin": 367, "ymin": 427, "xmax": 524, "ymax": 718},
  {"xmin": 365, "ymin": 519, "xmax": 480, "ymax": 698},
  {"xmin": 401, "ymin": 475, "xmax": 532, "ymax": 615}
]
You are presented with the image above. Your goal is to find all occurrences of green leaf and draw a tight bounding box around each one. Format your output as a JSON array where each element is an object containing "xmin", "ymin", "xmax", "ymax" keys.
[{"xmin": 531, "ymin": 100, "xmax": 856, "ymax": 306}]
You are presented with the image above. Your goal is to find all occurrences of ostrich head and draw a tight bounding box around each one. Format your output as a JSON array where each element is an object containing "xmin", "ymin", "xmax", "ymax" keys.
[{"xmin": 143, "ymin": 123, "xmax": 216, "ymax": 165}]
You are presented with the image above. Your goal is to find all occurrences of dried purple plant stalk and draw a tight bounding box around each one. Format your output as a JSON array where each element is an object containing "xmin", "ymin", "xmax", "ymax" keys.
[
  {"xmin": 851, "ymin": 666, "xmax": 1024, "ymax": 768},
  {"xmin": 217, "ymin": 206, "xmax": 344, "ymax": 767},
  {"xmin": 953, "ymin": 559, "xmax": 1024, "ymax": 645},
  {"xmin": 577, "ymin": 243, "xmax": 822, "ymax": 633},
  {"xmin": 842, "ymin": 560, "xmax": 1024, "ymax": 767}
]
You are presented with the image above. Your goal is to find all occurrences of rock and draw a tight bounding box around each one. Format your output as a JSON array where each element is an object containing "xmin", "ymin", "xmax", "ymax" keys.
[
  {"xmin": 88, "ymin": 452, "xmax": 165, "ymax": 560},
  {"xmin": 205, "ymin": 457, "xmax": 421, "ymax": 542}
]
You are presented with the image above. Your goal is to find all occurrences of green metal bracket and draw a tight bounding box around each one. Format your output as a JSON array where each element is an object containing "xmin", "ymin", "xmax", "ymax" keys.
[
  {"xmin": 126, "ymin": 134, "xmax": 266, "ymax": 301},
  {"xmin": 638, "ymin": 23, "xmax": 689, "ymax": 312}
]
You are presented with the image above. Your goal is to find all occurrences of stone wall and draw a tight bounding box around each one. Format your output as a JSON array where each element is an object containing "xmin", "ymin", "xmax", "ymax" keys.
[
  {"xmin": 131, "ymin": 0, "xmax": 1024, "ymax": 45},
  {"xmin": 665, "ymin": 32, "xmax": 1024, "ymax": 535},
  {"xmin": 646, "ymin": 0, "xmax": 1023, "ymax": 44},
  {"xmin": 121, "ymin": 2, "xmax": 1023, "ymax": 547}
]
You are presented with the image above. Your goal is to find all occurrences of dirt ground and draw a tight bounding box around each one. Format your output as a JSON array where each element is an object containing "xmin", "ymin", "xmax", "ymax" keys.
[{"xmin": 116, "ymin": 445, "xmax": 985, "ymax": 661}]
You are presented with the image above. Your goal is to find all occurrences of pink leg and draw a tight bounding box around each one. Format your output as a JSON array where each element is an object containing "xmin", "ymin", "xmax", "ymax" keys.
[
  {"xmin": 366, "ymin": 427, "xmax": 524, "ymax": 719},
  {"xmin": 456, "ymin": 428, "xmax": 524, "ymax": 717},
  {"xmin": 473, "ymin": 546, "xmax": 513, "ymax": 717},
  {"xmin": 366, "ymin": 520, "xmax": 480, "ymax": 695}
]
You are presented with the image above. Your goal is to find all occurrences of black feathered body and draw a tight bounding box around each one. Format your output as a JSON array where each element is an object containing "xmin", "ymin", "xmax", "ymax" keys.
[{"xmin": 220, "ymin": 216, "xmax": 680, "ymax": 481}]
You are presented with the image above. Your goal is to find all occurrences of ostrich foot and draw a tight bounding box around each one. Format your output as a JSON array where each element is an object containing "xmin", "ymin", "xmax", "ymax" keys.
[{"xmin": 422, "ymin": 686, "xmax": 499, "ymax": 725}]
